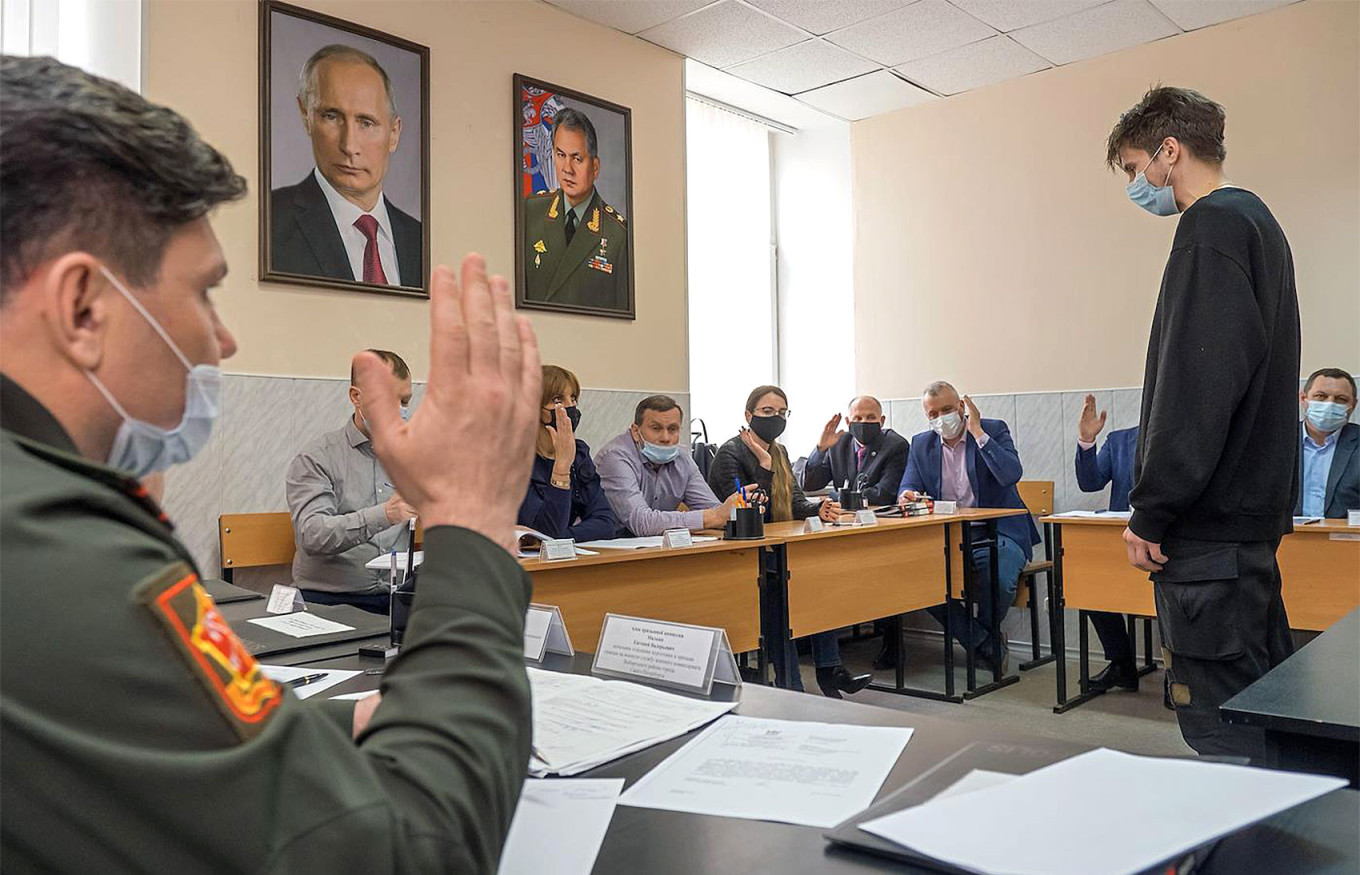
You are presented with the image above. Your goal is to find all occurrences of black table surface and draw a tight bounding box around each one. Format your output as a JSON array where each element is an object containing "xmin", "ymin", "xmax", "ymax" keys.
[
  {"xmin": 219, "ymin": 598, "xmax": 389, "ymax": 662},
  {"xmin": 301, "ymin": 652, "xmax": 1360, "ymax": 874},
  {"xmin": 1222, "ymin": 607, "xmax": 1360, "ymax": 742}
]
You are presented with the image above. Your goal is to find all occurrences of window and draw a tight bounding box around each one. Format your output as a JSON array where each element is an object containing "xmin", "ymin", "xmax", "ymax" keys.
[
  {"xmin": 685, "ymin": 96, "xmax": 775, "ymax": 446},
  {"xmin": 2, "ymin": 0, "xmax": 142, "ymax": 92}
]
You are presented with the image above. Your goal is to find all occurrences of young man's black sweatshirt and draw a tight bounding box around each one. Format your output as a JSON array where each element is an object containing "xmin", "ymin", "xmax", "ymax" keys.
[{"xmin": 1129, "ymin": 187, "xmax": 1300, "ymax": 545}]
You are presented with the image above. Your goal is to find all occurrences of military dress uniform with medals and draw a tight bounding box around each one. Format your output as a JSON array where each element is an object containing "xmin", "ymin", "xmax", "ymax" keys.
[{"xmin": 523, "ymin": 187, "xmax": 629, "ymax": 312}]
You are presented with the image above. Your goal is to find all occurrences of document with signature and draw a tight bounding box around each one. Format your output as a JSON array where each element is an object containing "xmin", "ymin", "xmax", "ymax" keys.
[{"xmin": 619, "ymin": 715, "xmax": 912, "ymax": 827}]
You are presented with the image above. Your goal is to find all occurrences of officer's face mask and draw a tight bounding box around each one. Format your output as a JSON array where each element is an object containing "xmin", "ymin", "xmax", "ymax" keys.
[
  {"xmin": 1126, "ymin": 143, "xmax": 1178, "ymax": 217},
  {"xmin": 1305, "ymin": 400, "xmax": 1350, "ymax": 434},
  {"xmin": 930, "ymin": 410, "xmax": 965, "ymax": 441},
  {"xmin": 85, "ymin": 265, "xmax": 221, "ymax": 479},
  {"xmin": 849, "ymin": 421, "xmax": 882, "ymax": 446}
]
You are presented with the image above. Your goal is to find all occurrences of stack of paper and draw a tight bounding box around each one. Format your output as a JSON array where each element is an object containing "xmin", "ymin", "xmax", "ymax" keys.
[
  {"xmin": 259, "ymin": 665, "xmax": 361, "ymax": 699},
  {"xmin": 859, "ymin": 748, "xmax": 1346, "ymax": 875},
  {"xmin": 527, "ymin": 667, "xmax": 737, "ymax": 777},
  {"xmin": 577, "ymin": 535, "xmax": 718, "ymax": 550},
  {"xmin": 620, "ymin": 715, "xmax": 913, "ymax": 828},
  {"xmin": 515, "ymin": 527, "xmax": 599, "ymax": 558}
]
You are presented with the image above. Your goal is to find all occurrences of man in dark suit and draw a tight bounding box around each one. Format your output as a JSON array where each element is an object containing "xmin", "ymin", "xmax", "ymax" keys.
[
  {"xmin": 522, "ymin": 108, "xmax": 629, "ymax": 312},
  {"xmin": 1074, "ymin": 394, "xmax": 1141, "ymax": 693},
  {"xmin": 898, "ymin": 382, "xmax": 1041, "ymax": 673},
  {"xmin": 270, "ymin": 44, "xmax": 422, "ymax": 288},
  {"xmin": 802, "ymin": 395, "xmax": 910, "ymax": 505},
  {"xmin": 1296, "ymin": 368, "xmax": 1359, "ymax": 519}
]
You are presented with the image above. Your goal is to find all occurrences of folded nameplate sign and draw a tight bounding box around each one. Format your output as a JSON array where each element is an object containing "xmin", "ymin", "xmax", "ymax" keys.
[
  {"xmin": 662, "ymin": 528, "xmax": 693, "ymax": 549},
  {"xmin": 1348, "ymin": 509, "xmax": 1360, "ymax": 526},
  {"xmin": 267, "ymin": 584, "xmax": 307, "ymax": 615},
  {"xmin": 853, "ymin": 509, "xmax": 878, "ymax": 527},
  {"xmin": 804, "ymin": 517, "xmax": 824, "ymax": 534},
  {"xmin": 542, "ymin": 538, "xmax": 577, "ymax": 562},
  {"xmin": 592, "ymin": 613, "xmax": 741, "ymax": 695},
  {"xmin": 933, "ymin": 500, "xmax": 959, "ymax": 514},
  {"xmin": 524, "ymin": 603, "xmax": 575, "ymax": 662}
]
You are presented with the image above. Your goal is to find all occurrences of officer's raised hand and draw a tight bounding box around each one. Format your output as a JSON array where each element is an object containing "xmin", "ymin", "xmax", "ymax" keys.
[
  {"xmin": 817, "ymin": 413, "xmax": 844, "ymax": 452},
  {"xmin": 354, "ymin": 254, "xmax": 541, "ymax": 553},
  {"xmin": 1079, "ymin": 393, "xmax": 1108, "ymax": 443}
]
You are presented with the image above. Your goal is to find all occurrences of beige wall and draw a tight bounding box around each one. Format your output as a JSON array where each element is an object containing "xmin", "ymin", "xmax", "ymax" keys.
[
  {"xmin": 852, "ymin": 0, "xmax": 1359, "ymax": 398},
  {"xmin": 144, "ymin": 0, "xmax": 687, "ymax": 391}
]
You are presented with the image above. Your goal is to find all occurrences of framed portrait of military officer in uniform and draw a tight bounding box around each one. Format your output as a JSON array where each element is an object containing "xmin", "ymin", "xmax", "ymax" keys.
[
  {"xmin": 513, "ymin": 75, "xmax": 635, "ymax": 320},
  {"xmin": 260, "ymin": 1, "xmax": 430, "ymax": 298}
]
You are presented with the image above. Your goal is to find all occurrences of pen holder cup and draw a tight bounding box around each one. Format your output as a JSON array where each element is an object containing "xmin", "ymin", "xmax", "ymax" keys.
[
  {"xmin": 840, "ymin": 489, "xmax": 865, "ymax": 511},
  {"xmin": 390, "ymin": 585, "xmax": 416, "ymax": 647},
  {"xmin": 725, "ymin": 506, "xmax": 765, "ymax": 540}
]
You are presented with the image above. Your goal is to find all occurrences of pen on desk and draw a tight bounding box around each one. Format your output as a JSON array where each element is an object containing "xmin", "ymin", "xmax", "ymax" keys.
[
  {"xmin": 285, "ymin": 673, "xmax": 329, "ymax": 688},
  {"xmin": 363, "ymin": 668, "xmax": 386, "ymax": 675},
  {"xmin": 531, "ymin": 743, "xmax": 552, "ymax": 766}
]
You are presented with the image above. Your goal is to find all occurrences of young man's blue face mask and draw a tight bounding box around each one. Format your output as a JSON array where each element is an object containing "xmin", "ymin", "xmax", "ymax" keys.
[{"xmin": 1126, "ymin": 142, "xmax": 1178, "ymax": 217}]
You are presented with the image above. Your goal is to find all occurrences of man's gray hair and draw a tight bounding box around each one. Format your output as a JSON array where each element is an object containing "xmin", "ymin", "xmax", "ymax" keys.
[
  {"xmin": 848, "ymin": 395, "xmax": 883, "ymax": 414},
  {"xmin": 552, "ymin": 107, "xmax": 598, "ymax": 159},
  {"xmin": 297, "ymin": 44, "xmax": 397, "ymax": 119},
  {"xmin": 922, "ymin": 381, "xmax": 957, "ymax": 398}
]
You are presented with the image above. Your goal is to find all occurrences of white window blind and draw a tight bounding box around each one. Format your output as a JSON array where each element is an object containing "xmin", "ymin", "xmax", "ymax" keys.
[{"xmin": 2, "ymin": 0, "xmax": 141, "ymax": 92}]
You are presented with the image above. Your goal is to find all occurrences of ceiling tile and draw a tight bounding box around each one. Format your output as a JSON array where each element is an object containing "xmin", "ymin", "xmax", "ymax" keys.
[
  {"xmin": 726, "ymin": 39, "xmax": 880, "ymax": 94},
  {"xmin": 546, "ymin": 0, "xmax": 717, "ymax": 35},
  {"xmin": 795, "ymin": 70, "xmax": 938, "ymax": 120},
  {"xmin": 744, "ymin": 0, "xmax": 915, "ymax": 35},
  {"xmin": 1148, "ymin": 0, "xmax": 1296, "ymax": 31},
  {"xmin": 638, "ymin": 0, "xmax": 808, "ymax": 68},
  {"xmin": 1011, "ymin": 0, "xmax": 1180, "ymax": 65},
  {"xmin": 949, "ymin": 0, "xmax": 1109, "ymax": 32},
  {"xmin": 825, "ymin": 0, "xmax": 998, "ymax": 66},
  {"xmin": 895, "ymin": 35, "xmax": 1049, "ymax": 95}
]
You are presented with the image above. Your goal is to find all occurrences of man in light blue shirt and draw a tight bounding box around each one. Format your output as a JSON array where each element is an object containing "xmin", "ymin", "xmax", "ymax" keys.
[{"xmin": 1297, "ymin": 368, "xmax": 1358, "ymax": 519}]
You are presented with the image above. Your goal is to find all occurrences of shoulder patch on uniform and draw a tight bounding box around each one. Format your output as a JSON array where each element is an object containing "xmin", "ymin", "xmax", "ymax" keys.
[{"xmin": 136, "ymin": 564, "xmax": 282, "ymax": 740}]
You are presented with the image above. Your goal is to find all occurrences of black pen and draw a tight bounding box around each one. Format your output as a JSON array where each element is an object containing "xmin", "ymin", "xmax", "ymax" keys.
[{"xmin": 285, "ymin": 673, "xmax": 329, "ymax": 688}]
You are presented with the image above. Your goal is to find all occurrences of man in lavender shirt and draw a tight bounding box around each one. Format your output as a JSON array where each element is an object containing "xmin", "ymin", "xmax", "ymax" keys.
[
  {"xmin": 595, "ymin": 395, "xmax": 742, "ymax": 536},
  {"xmin": 898, "ymin": 381, "xmax": 1040, "ymax": 674}
]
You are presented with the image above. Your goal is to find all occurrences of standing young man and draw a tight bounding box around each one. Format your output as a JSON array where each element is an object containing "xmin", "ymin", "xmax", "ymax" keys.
[{"xmin": 1109, "ymin": 86, "xmax": 1300, "ymax": 760}]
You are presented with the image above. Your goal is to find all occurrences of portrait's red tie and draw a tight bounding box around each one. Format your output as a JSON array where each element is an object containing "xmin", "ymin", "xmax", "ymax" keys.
[{"xmin": 353, "ymin": 214, "xmax": 387, "ymax": 284}]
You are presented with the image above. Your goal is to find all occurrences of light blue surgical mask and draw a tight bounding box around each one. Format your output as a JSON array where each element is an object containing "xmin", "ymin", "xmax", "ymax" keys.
[
  {"xmin": 85, "ymin": 265, "xmax": 221, "ymax": 479},
  {"xmin": 640, "ymin": 439, "xmax": 682, "ymax": 465},
  {"xmin": 400, "ymin": 404, "xmax": 411, "ymax": 422},
  {"xmin": 1306, "ymin": 400, "xmax": 1350, "ymax": 434},
  {"xmin": 1126, "ymin": 143, "xmax": 1178, "ymax": 217}
]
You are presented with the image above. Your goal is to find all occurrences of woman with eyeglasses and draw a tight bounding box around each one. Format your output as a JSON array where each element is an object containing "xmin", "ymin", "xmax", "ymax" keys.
[
  {"xmin": 707, "ymin": 385, "xmax": 869, "ymax": 698},
  {"xmin": 518, "ymin": 365, "xmax": 619, "ymax": 543}
]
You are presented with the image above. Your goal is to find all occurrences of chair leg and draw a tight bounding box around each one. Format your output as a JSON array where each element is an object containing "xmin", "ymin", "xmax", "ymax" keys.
[
  {"xmin": 1019, "ymin": 569, "xmax": 1057, "ymax": 671},
  {"xmin": 1029, "ymin": 575, "xmax": 1042, "ymax": 660}
]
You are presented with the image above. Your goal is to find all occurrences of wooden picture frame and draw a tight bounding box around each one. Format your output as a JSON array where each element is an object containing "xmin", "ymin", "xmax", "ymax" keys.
[
  {"xmin": 514, "ymin": 74, "xmax": 635, "ymax": 320},
  {"xmin": 259, "ymin": 1, "xmax": 430, "ymax": 298}
]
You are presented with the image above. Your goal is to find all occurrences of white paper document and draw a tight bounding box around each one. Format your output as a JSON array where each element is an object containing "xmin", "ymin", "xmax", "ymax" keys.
[
  {"xmin": 259, "ymin": 665, "xmax": 361, "ymax": 699},
  {"xmin": 527, "ymin": 667, "xmax": 736, "ymax": 777},
  {"xmin": 578, "ymin": 535, "xmax": 718, "ymax": 550},
  {"xmin": 365, "ymin": 550, "xmax": 423, "ymax": 571},
  {"xmin": 859, "ymin": 748, "xmax": 1346, "ymax": 875},
  {"xmin": 330, "ymin": 691, "xmax": 380, "ymax": 701},
  {"xmin": 1050, "ymin": 510, "xmax": 1133, "ymax": 519},
  {"xmin": 930, "ymin": 769, "xmax": 1018, "ymax": 803},
  {"xmin": 620, "ymin": 715, "xmax": 913, "ymax": 828},
  {"xmin": 514, "ymin": 527, "xmax": 599, "ymax": 558},
  {"xmin": 247, "ymin": 612, "xmax": 355, "ymax": 638},
  {"xmin": 497, "ymin": 779, "xmax": 624, "ymax": 875}
]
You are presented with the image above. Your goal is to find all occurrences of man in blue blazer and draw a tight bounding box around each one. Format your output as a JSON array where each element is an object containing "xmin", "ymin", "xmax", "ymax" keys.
[
  {"xmin": 1296, "ymin": 368, "xmax": 1359, "ymax": 519},
  {"xmin": 898, "ymin": 382, "xmax": 1040, "ymax": 673},
  {"xmin": 1074, "ymin": 394, "xmax": 1140, "ymax": 692}
]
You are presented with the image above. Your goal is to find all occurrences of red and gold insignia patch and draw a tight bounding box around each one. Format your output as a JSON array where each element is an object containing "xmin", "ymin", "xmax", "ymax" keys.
[{"xmin": 138, "ymin": 565, "xmax": 282, "ymax": 739}]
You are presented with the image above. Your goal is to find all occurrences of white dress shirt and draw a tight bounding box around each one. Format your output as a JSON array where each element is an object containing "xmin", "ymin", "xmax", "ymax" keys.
[{"xmin": 313, "ymin": 168, "xmax": 400, "ymax": 285}]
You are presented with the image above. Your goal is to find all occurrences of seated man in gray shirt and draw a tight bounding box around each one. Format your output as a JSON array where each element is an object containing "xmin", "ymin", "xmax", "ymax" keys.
[
  {"xmin": 595, "ymin": 395, "xmax": 741, "ymax": 536},
  {"xmin": 286, "ymin": 349, "xmax": 416, "ymax": 612}
]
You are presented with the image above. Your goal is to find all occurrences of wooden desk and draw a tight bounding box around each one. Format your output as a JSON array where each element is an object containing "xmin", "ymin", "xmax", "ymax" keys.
[
  {"xmin": 765, "ymin": 509, "xmax": 1028, "ymax": 702},
  {"xmin": 519, "ymin": 538, "xmax": 767, "ymax": 654},
  {"xmin": 1040, "ymin": 515, "xmax": 1360, "ymax": 712}
]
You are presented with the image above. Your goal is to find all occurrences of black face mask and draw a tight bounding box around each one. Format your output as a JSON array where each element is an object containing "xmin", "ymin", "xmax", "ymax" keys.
[
  {"xmin": 849, "ymin": 421, "xmax": 882, "ymax": 446},
  {"xmin": 748, "ymin": 414, "xmax": 786, "ymax": 443},
  {"xmin": 565, "ymin": 406, "xmax": 582, "ymax": 431}
]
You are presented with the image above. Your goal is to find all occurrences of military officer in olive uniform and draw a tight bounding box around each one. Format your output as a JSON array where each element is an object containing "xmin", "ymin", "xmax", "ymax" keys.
[
  {"xmin": 523, "ymin": 107, "xmax": 630, "ymax": 312},
  {"xmin": 1, "ymin": 57, "xmax": 542, "ymax": 873}
]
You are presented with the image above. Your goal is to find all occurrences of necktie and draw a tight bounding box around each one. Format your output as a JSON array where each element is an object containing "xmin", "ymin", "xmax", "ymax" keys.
[
  {"xmin": 565, "ymin": 209, "xmax": 578, "ymax": 245},
  {"xmin": 354, "ymin": 214, "xmax": 387, "ymax": 284},
  {"xmin": 856, "ymin": 444, "xmax": 868, "ymax": 473}
]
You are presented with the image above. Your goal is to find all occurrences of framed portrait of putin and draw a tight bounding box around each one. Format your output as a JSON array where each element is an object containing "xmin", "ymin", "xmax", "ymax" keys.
[
  {"xmin": 513, "ymin": 75, "xmax": 635, "ymax": 320},
  {"xmin": 260, "ymin": 1, "xmax": 430, "ymax": 297}
]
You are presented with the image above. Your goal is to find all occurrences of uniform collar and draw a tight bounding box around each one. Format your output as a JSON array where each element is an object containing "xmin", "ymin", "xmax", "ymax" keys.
[
  {"xmin": 0, "ymin": 373, "xmax": 173, "ymax": 528},
  {"xmin": 561, "ymin": 188, "xmax": 596, "ymax": 225},
  {"xmin": 0, "ymin": 373, "xmax": 78, "ymax": 454}
]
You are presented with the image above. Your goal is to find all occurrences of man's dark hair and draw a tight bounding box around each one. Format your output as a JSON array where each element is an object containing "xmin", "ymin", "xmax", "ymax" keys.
[
  {"xmin": 552, "ymin": 107, "xmax": 598, "ymax": 159},
  {"xmin": 634, "ymin": 394, "xmax": 683, "ymax": 426},
  {"xmin": 1105, "ymin": 85, "xmax": 1227, "ymax": 171},
  {"xmin": 350, "ymin": 349, "xmax": 411, "ymax": 385},
  {"xmin": 1304, "ymin": 367, "xmax": 1357, "ymax": 400},
  {"xmin": 0, "ymin": 56, "xmax": 246, "ymax": 301}
]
